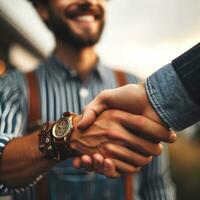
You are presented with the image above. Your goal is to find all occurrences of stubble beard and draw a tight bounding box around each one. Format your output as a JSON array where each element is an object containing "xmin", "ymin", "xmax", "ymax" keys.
[{"xmin": 46, "ymin": 10, "xmax": 105, "ymax": 48}]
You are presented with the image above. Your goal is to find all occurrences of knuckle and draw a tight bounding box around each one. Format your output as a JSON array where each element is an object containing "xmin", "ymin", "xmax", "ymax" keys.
[
  {"xmin": 151, "ymin": 144, "xmax": 163, "ymax": 156},
  {"xmin": 138, "ymin": 156, "xmax": 152, "ymax": 166},
  {"xmin": 155, "ymin": 144, "xmax": 163, "ymax": 156},
  {"xmin": 160, "ymin": 130, "xmax": 171, "ymax": 140},
  {"xmin": 106, "ymin": 130, "xmax": 118, "ymax": 138},
  {"xmin": 109, "ymin": 172, "xmax": 119, "ymax": 178},
  {"xmin": 99, "ymin": 90, "xmax": 107, "ymax": 97},
  {"xmin": 108, "ymin": 110, "xmax": 120, "ymax": 120},
  {"xmin": 127, "ymin": 166, "xmax": 138, "ymax": 174},
  {"xmin": 135, "ymin": 116, "xmax": 146, "ymax": 129},
  {"xmin": 104, "ymin": 143, "xmax": 114, "ymax": 151},
  {"xmin": 106, "ymin": 173, "xmax": 118, "ymax": 179},
  {"xmin": 135, "ymin": 167, "xmax": 142, "ymax": 173},
  {"xmin": 99, "ymin": 90, "xmax": 111, "ymax": 102},
  {"xmin": 158, "ymin": 143, "xmax": 163, "ymax": 154}
]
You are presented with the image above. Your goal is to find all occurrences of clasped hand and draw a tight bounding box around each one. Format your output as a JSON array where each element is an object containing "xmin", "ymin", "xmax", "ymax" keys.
[{"xmin": 70, "ymin": 108, "xmax": 175, "ymax": 178}]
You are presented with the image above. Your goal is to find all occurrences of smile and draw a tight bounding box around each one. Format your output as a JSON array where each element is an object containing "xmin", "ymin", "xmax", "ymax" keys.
[
  {"xmin": 64, "ymin": 4, "xmax": 103, "ymax": 23},
  {"xmin": 74, "ymin": 14, "xmax": 96, "ymax": 22}
]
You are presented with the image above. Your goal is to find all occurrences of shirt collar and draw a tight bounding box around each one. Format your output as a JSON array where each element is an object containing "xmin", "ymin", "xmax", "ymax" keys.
[{"xmin": 48, "ymin": 54, "xmax": 105, "ymax": 82}]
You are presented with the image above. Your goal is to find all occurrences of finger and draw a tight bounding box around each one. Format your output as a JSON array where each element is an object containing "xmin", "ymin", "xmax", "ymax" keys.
[
  {"xmin": 112, "ymin": 159, "xmax": 141, "ymax": 175},
  {"xmin": 93, "ymin": 153, "xmax": 104, "ymax": 173},
  {"xmin": 72, "ymin": 157, "xmax": 82, "ymax": 169},
  {"xmin": 81, "ymin": 155, "xmax": 93, "ymax": 171},
  {"xmin": 77, "ymin": 93, "xmax": 109, "ymax": 130},
  {"xmin": 112, "ymin": 110, "xmax": 177, "ymax": 143},
  {"xmin": 106, "ymin": 126, "xmax": 163, "ymax": 156},
  {"xmin": 102, "ymin": 158, "xmax": 121, "ymax": 178},
  {"xmin": 104, "ymin": 143, "xmax": 153, "ymax": 167}
]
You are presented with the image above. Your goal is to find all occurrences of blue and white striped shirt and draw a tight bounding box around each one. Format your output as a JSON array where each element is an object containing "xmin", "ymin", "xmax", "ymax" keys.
[{"xmin": 0, "ymin": 55, "xmax": 175, "ymax": 200}]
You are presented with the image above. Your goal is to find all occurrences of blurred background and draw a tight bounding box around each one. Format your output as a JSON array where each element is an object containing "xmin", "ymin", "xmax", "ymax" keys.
[
  {"xmin": 1, "ymin": 0, "xmax": 200, "ymax": 199},
  {"xmin": 1, "ymin": 0, "xmax": 200, "ymax": 77}
]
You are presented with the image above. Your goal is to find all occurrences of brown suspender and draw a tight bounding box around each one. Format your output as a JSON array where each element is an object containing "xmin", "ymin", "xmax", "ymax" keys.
[
  {"xmin": 26, "ymin": 72, "xmax": 49, "ymax": 200},
  {"xmin": 26, "ymin": 72, "xmax": 42, "ymax": 132},
  {"xmin": 26, "ymin": 70, "xmax": 133, "ymax": 200},
  {"xmin": 113, "ymin": 70, "xmax": 134, "ymax": 200}
]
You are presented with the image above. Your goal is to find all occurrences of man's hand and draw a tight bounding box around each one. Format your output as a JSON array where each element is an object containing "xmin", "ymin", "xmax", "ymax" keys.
[{"xmin": 70, "ymin": 109, "xmax": 173, "ymax": 177}]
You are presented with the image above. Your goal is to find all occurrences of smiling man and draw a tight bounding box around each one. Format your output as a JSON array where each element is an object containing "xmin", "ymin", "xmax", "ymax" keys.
[{"xmin": 0, "ymin": 0, "xmax": 175, "ymax": 200}]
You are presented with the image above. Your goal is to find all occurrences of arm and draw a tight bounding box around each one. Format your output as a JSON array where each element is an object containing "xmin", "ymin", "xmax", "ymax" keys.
[
  {"xmin": 78, "ymin": 50, "xmax": 200, "ymax": 131},
  {"xmin": 1, "ymin": 110, "xmax": 169, "ymax": 187},
  {"xmin": 0, "ymin": 132, "xmax": 56, "ymax": 188},
  {"xmin": 0, "ymin": 74, "xmax": 57, "ymax": 191},
  {"xmin": 147, "ymin": 41, "xmax": 200, "ymax": 130}
]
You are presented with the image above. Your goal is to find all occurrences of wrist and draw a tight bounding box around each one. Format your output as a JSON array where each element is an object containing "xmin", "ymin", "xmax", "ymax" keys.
[
  {"xmin": 69, "ymin": 115, "xmax": 81, "ymax": 155},
  {"xmin": 139, "ymin": 83, "xmax": 163, "ymax": 125},
  {"xmin": 39, "ymin": 112, "xmax": 78, "ymax": 161}
]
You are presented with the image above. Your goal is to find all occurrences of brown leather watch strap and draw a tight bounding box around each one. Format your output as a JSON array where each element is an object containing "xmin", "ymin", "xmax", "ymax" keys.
[
  {"xmin": 113, "ymin": 70, "xmax": 134, "ymax": 200},
  {"xmin": 26, "ymin": 71, "xmax": 49, "ymax": 200}
]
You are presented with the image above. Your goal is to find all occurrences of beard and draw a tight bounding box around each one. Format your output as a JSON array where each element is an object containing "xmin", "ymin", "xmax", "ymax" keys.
[{"xmin": 46, "ymin": 7, "xmax": 105, "ymax": 48}]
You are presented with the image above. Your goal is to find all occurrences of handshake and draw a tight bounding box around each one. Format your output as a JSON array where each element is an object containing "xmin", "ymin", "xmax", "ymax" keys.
[{"xmin": 68, "ymin": 83, "xmax": 176, "ymax": 178}]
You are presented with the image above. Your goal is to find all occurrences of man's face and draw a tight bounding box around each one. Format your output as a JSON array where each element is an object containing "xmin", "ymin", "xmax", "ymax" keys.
[{"xmin": 45, "ymin": 0, "xmax": 106, "ymax": 47}]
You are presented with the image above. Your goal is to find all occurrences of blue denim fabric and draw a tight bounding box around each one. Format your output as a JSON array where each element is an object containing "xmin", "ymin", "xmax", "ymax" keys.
[
  {"xmin": 48, "ymin": 160, "xmax": 124, "ymax": 200},
  {"xmin": 145, "ymin": 63, "xmax": 200, "ymax": 131}
]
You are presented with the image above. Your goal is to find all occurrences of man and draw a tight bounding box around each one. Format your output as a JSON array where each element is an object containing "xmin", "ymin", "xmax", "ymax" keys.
[{"xmin": 0, "ymin": 0, "xmax": 175, "ymax": 199}]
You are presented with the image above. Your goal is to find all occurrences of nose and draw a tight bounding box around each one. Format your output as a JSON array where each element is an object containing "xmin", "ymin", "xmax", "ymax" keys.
[
  {"xmin": 79, "ymin": 0, "xmax": 98, "ymax": 4},
  {"xmin": 77, "ymin": 0, "xmax": 99, "ymax": 9}
]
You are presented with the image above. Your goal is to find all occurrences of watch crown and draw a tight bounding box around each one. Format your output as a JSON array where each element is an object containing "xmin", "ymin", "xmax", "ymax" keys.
[{"xmin": 63, "ymin": 112, "xmax": 71, "ymax": 117}]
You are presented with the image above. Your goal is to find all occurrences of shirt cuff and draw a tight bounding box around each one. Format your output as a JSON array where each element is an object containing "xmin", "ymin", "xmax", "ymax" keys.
[
  {"xmin": 0, "ymin": 135, "xmax": 43, "ymax": 194},
  {"xmin": 145, "ymin": 63, "xmax": 200, "ymax": 131}
]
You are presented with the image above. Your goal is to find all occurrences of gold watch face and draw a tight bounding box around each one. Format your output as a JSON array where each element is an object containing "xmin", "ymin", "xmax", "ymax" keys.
[{"xmin": 52, "ymin": 117, "xmax": 72, "ymax": 139}]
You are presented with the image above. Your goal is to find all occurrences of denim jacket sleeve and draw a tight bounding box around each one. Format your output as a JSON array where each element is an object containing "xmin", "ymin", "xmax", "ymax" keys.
[{"xmin": 145, "ymin": 63, "xmax": 200, "ymax": 131}]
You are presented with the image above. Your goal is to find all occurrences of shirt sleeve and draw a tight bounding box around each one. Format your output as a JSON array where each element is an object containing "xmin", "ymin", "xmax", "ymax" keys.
[
  {"xmin": 145, "ymin": 63, "xmax": 200, "ymax": 131},
  {"xmin": 0, "ymin": 72, "xmax": 33, "ymax": 194}
]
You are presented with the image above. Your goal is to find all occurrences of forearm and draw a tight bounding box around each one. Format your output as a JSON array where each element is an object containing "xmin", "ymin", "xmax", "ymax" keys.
[{"xmin": 0, "ymin": 131, "xmax": 57, "ymax": 188}]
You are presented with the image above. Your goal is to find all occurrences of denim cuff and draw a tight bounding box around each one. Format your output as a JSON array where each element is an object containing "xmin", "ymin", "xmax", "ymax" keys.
[{"xmin": 145, "ymin": 63, "xmax": 200, "ymax": 131}]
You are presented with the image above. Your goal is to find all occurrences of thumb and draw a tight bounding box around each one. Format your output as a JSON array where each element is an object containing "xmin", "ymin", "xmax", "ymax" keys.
[
  {"xmin": 77, "ymin": 97, "xmax": 109, "ymax": 129},
  {"xmin": 77, "ymin": 108, "xmax": 97, "ymax": 129}
]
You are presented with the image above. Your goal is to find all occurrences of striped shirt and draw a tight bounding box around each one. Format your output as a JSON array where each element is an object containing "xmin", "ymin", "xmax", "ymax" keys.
[{"xmin": 0, "ymin": 55, "xmax": 175, "ymax": 200}]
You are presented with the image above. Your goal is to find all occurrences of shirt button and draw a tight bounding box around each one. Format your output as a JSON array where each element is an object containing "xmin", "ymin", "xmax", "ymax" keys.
[
  {"xmin": 79, "ymin": 88, "xmax": 89, "ymax": 98},
  {"xmin": 70, "ymin": 70, "xmax": 77, "ymax": 77}
]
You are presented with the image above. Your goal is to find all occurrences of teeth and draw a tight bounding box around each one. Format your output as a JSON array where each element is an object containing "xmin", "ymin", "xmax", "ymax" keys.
[{"xmin": 76, "ymin": 15, "xmax": 95, "ymax": 22}]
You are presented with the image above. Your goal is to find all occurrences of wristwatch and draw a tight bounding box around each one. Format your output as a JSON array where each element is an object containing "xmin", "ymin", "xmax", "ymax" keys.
[{"xmin": 39, "ymin": 112, "xmax": 76, "ymax": 160}]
